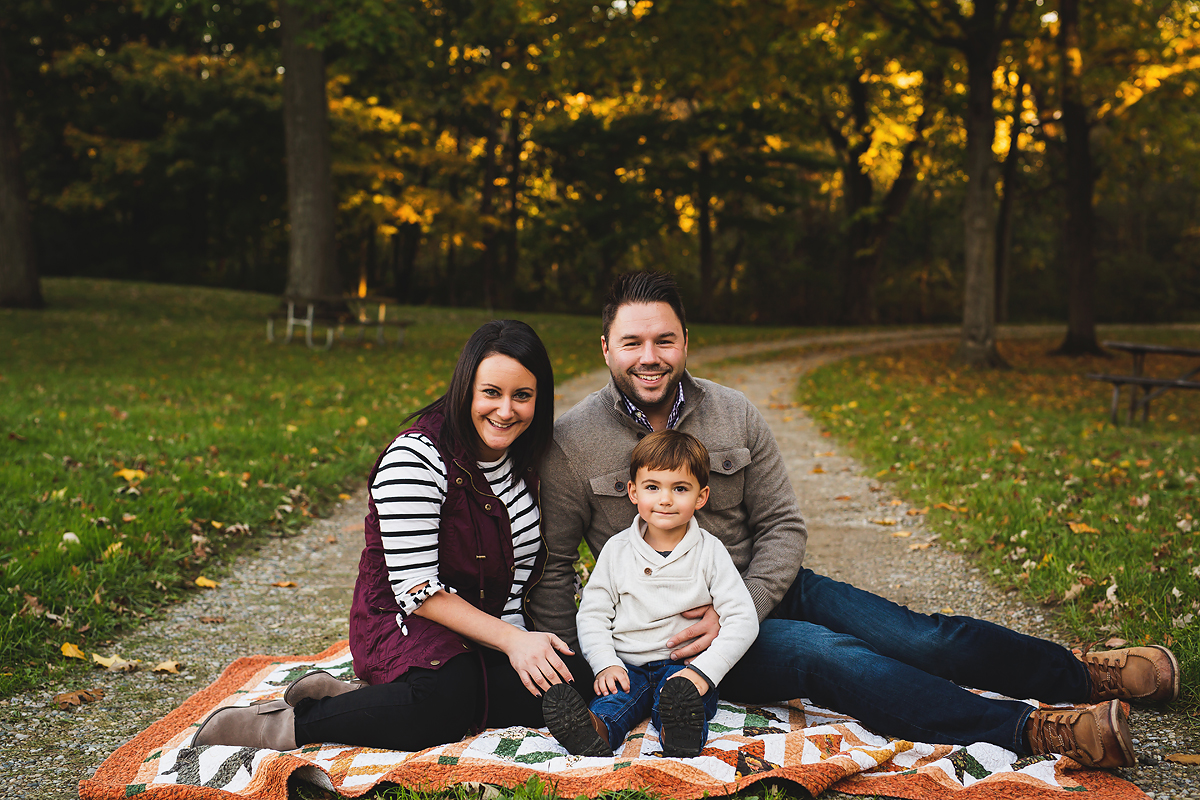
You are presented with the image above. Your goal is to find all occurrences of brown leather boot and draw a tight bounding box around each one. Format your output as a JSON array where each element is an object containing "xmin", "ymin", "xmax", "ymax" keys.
[
  {"xmin": 541, "ymin": 683, "xmax": 612, "ymax": 757},
  {"xmin": 1078, "ymin": 643, "xmax": 1179, "ymax": 704},
  {"xmin": 193, "ymin": 699, "xmax": 298, "ymax": 751},
  {"xmin": 283, "ymin": 669, "xmax": 364, "ymax": 706},
  {"xmin": 1024, "ymin": 700, "xmax": 1134, "ymax": 769}
]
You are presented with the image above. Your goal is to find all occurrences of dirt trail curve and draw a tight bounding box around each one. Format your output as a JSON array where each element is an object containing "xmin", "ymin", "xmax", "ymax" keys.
[{"xmin": 3, "ymin": 327, "xmax": 1195, "ymax": 800}]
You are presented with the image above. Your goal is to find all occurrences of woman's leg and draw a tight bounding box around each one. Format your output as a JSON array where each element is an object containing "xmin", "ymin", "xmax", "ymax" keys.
[
  {"xmin": 294, "ymin": 653, "xmax": 480, "ymax": 751},
  {"xmin": 481, "ymin": 648, "xmax": 596, "ymax": 729}
]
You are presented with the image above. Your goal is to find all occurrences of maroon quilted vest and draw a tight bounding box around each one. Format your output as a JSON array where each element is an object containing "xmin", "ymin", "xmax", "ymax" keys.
[{"xmin": 348, "ymin": 409, "xmax": 546, "ymax": 686}]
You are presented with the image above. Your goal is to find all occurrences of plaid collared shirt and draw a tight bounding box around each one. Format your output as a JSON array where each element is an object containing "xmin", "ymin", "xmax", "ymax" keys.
[{"xmin": 618, "ymin": 382, "xmax": 685, "ymax": 432}]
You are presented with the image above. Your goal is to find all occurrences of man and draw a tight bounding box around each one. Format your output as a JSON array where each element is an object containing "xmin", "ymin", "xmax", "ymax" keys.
[{"xmin": 529, "ymin": 271, "xmax": 1179, "ymax": 769}]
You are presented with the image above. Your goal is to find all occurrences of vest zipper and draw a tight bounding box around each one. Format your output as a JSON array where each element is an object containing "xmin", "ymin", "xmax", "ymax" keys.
[{"xmin": 454, "ymin": 458, "xmax": 502, "ymax": 601}]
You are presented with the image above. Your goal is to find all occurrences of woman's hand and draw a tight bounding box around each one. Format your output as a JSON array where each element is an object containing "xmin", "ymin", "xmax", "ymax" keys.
[
  {"xmin": 503, "ymin": 630, "xmax": 577, "ymax": 696},
  {"xmin": 594, "ymin": 665, "xmax": 630, "ymax": 696}
]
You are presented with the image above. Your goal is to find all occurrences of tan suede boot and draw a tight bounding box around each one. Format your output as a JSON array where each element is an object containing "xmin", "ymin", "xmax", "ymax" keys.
[
  {"xmin": 1024, "ymin": 700, "xmax": 1134, "ymax": 769},
  {"xmin": 283, "ymin": 669, "xmax": 364, "ymax": 706},
  {"xmin": 1078, "ymin": 643, "xmax": 1179, "ymax": 704},
  {"xmin": 193, "ymin": 699, "xmax": 298, "ymax": 751}
]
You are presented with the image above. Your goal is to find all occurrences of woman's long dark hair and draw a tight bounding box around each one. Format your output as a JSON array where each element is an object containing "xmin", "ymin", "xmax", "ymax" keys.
[{"xmin": 406, "ymin": 320, "xmax": 554, "ymax": 476}]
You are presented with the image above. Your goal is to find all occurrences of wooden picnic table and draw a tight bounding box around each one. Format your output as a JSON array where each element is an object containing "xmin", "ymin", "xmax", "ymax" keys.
[
  {"xmin": 266, "ymin": 295, "xmax": 413, "ymax": 350},
  {"xmin": 1087, "ymin": 340, "xmax": 1200, "ymax": 424}
]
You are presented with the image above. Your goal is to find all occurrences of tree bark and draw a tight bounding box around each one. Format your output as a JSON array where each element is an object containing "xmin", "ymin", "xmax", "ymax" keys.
[
  {"xmin": 503, "ymin": 110, "xmax": 521, "ymax": 310},
  {"xmin": 697, "ymin": 150, "xmax": 714, "ymax": 321},
  {"xmin": 0, "ymin": 38, "xmax": 42, "ymax": 309},
  {"xmin": 955, "ymin": 24, "xmax": 1007, "ymax": 367},
  {"xmin": 1051, "ymin": 0, "xmax": 1105, "ymax": 355},
  {"xmin": 280, "ymin": 0, "xmax": 339, "ymax": 305},
  {"xmin": 995, "ymin": 75, "xmax": 1023, "ymax": 325}
]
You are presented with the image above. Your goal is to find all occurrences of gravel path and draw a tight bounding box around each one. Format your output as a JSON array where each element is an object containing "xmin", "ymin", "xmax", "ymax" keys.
[{"xmin": 4, "ymin": 329, "xmax": 1197, "ymax": 800}]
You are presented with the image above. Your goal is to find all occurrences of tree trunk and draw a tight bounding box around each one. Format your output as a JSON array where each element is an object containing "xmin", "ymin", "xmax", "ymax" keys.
[
  {"xmin": 955, "ymin": 38, "xmax": 1007, "ymax": 367},
  {"xmin": 0, "ymin": 38, "xmax": 42, "ymax": 309},
  {"xmin": 477, "ymin": 112, "xmax": 499, "ymax": 312},
  {"xmin": 280, "ymin": 0, "xmax": 339, "ymax": 306},
  {"xmin": 697, "ymin": 150, "xmax": 714, "ymax": 321},
  {"xmin": 994, "ymin": 75, "xmax": 1023, "ymax": 325},
  {"xmin": 836, "ymin": 71, "xmax": 876, "ymax": 325},
  {"xmin": 501, "ymin": 109, "xmax": 521, "ymax": 310},
  {"xmin": 1051, "ymin": 0, "xmax": 1105, "ymax": 356}
]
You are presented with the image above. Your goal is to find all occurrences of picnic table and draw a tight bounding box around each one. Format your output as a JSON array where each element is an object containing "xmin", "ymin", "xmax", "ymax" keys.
[
  {"xmin": 1087, "ymin": 340, "xmax": 1200, "ymax": 424},
  {"xmin": 266, "ymin": 295, "xmax": 413, "ymax": 350}
]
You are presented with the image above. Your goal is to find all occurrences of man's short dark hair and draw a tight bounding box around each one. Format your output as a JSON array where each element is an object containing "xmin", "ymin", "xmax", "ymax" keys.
[
  {"xmin": 629, "ymin": 429, "xmax": 709, "ymax": 489},
  {"xmin": 602, "ymin": 272, "xmax": 687, "ymax": 340}
]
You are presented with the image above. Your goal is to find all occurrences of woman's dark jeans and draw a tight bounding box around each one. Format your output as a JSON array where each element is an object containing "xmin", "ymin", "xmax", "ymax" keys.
[{"xmin": 294, "ymin": 648, "xmax": 594, "ymax": 751}]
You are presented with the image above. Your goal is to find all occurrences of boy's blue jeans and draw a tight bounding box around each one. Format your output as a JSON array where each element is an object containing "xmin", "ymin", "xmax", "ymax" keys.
[
  {"xmin": 590, "ymin": 660, "xmax": 720, "ymax": 753},
  {"xmin": 720, "ymin": 568, "xmax": 1092, "ymax": 753}
]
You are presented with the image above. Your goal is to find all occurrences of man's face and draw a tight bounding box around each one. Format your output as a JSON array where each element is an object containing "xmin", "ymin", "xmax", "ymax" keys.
[{"xmin": 601, "ymin": 302, "xmax": 688, "ymax": 413}]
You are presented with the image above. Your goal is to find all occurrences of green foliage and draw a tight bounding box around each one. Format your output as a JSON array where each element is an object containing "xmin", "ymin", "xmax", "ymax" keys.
[{"xmin": 799, "ymin": 334, "xmax": 1200, "ymax": 706}]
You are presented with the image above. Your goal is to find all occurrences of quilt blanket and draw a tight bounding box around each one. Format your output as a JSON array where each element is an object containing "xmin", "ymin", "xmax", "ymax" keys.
[{"xmin": 80, "ymin": 641, "xmax": 1146, "ymax": 800}]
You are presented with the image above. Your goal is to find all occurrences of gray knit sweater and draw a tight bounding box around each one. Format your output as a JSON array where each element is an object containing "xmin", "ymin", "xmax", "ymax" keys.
[{"xmin": 527, "ymin": 372, "xmax": 808, "ymax": 647}]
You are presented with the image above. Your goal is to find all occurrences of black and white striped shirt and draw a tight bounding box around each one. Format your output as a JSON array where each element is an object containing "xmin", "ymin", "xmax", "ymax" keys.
[{"xmin": 371, "ymin": 432, "xmax": 541, "ymax": 630}]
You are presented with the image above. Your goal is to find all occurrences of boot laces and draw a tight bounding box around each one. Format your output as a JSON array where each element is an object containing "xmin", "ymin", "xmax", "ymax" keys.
[
  {"xmin": 1080, "ymin": 641, "xmax": 1124, "ymax": 697},
  {"xmin": 1029, "ymin": 710, "xmax": 1082, "ymax": 759}
]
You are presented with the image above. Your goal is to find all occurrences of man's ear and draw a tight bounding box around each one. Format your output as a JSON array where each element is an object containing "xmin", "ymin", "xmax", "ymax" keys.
[
  {"xmin": 626, "ymin": 480, "xmax": 636, "ymax": 505},
  {"xmin": 695, "ymin": 485, "xmax": 710, "ymax": 510},
  {"xmin": 601, "ymin": 335, "xmax": 609, "ymax": 358}
]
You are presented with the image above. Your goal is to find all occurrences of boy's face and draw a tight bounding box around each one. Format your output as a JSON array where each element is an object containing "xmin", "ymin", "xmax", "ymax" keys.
[{"xmin": 627, "ymin": 465, "xmax": 710, "ymax": 539}]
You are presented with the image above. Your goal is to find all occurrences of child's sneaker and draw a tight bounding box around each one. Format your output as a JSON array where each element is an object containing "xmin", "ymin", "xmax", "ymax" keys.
[
  {"xmin": 542, "ymin": 683, "xmax": 612, "ymax": 757},
  {"xmin": 658, "ymin": 678, "xmax": 706, "ymax": 757}
]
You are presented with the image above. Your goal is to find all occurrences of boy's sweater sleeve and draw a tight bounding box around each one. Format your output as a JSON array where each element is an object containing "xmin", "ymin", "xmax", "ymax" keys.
[
  {"xmin": 575, "ymin": 542, "xmax": 625, "ymax": 677},
  {"xmin": 687, "ymin": 537, "xmax": 760, "ymax": 687}
]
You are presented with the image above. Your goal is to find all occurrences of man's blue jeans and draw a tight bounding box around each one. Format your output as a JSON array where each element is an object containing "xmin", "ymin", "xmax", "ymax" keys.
[
  {"xmin": 590, "ymin": 660, "xmax": 720, "ymax": 753},
  {"xmin": 720, "ymin": 568, "xmax": 1092, "ymax": 753}
]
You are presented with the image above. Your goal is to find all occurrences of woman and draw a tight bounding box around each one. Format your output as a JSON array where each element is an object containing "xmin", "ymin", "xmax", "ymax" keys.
[{"xmin": 194, "ymin": 320, "xmax": 593, "ymax": 751}]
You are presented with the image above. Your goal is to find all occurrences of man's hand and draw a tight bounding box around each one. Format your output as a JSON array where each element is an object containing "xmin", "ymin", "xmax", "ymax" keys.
[
  {"xmin": 667, "ymin": 604, "xmax": 720, "ymax": 662},
  {"xmin": 505, "ymin": 631, "xmax": 577, "ymax": 696},
  {"xmin": 594, "ymin": 665, "xmax": 631, "ymax": 696}
]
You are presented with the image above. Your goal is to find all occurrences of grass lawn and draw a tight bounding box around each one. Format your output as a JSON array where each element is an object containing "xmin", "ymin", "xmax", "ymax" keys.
[
  {"xmin": 0, "ymin": 278, "xmax": 798, "ymax": 697},
  {"xmin": 797, "ymin": 332, "xmax": 1200, "ymax": 707}
]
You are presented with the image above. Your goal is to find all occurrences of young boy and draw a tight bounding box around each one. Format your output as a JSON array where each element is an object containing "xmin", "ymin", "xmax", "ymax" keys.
[{"xmin": 542, "ymin": 430, "xmax": 759, "ymax": 758}]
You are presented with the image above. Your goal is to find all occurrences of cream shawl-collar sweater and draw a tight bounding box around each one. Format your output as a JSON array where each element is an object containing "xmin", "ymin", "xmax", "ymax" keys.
[{"xmin": 576, "ymin": 515, "xmax": 759, "ymax": 688}]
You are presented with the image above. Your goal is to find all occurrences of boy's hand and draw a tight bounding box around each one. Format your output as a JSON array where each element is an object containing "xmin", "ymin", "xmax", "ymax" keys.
[
  {"xmin": 667, "ymin": 605, "xmax": 719, "ymax": 662},
  {"xmin": 594, "ymin": 666, "xmax": 630, "ymax": 696}
]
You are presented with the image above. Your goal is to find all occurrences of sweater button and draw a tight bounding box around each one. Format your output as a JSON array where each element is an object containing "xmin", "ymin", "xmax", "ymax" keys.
[
  {"xmin": 723, "ymin": 459, "xmax": 732, "ymax": 470},
  {"xmin": 615, "ymin": 481, "xmax": 624, "ymax": 491},
  {"xmin": 485, "ymin": 503, "xmax": 492, "ymax": 511},
  {"xmin": 430, "ymin": 660, "xmax": 441, "ymax": 666},
  {"xmin": 644, "ymin": 567, "xmax": 652, "ymax": 575}
]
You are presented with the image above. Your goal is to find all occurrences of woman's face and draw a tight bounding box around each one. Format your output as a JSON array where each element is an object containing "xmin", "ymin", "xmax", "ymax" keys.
[{"xmin": 471, "ymin": 354, "xmax": 538, "ymax": 461}]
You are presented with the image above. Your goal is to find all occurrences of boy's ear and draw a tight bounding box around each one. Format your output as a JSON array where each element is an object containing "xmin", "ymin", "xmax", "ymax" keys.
[
  {"xmin": 695, "ymin": 485, "xmax": 710, "ymax": 510},
  {"xmin": 626, "ymin": 479, "xmax": 636, "ymax": 504}
]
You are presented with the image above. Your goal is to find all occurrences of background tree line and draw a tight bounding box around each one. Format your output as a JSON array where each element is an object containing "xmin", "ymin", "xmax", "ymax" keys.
[{"xmin": 2, "ymin": 0, "xmax": 1199, "ymax": 356}]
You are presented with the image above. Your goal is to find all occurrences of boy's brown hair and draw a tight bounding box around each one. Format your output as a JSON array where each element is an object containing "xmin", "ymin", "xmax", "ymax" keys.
[{"xmin": 628, "ymin": 430, "xmax": 709, "ymax": 489}]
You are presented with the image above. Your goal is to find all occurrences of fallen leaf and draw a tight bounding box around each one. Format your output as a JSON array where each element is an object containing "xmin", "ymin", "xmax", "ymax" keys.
[
  {"xmin": 61, "ymin": 642, "xmax": 86, "ymax": 660},
  {"xmin": 869, "ymin": 518, "xmax": 897, "ymax": 526},
  {"xmin": 112, "ymin": 468, "xmax": 146, "ymax": 483},
  {"xmin": 22, "ymin": 594, "xmax": 47, "ymax": 616},
  {"xmin": 121, "ymin": 513, "xmax": 137, "ymax": 523},
  {"xmin": 355, "ymin": 416, "xmax": 369, "ymax": 427},
  {"xmin": 102, "ymin": 542, "xmax": 122, "ymax": 559},
  {"xmin": 1165, "ymin": 754, "xmax": 1200, "ymax": 765},
  {"xmin": 890, "ymin": 499, "xmax": 903, "ymax": 506},
  {"xmin": 810, "ymin": 466, "xmax": 826, "ymax": 474},
  {"xmin": 892, "ymin": 531, "xmax": 913, "ymax": 538},
  {"xmin": 337, "ymin": 493, "xmax": 351, "ymax": 500},
  {"xmin": 814, "ymin": 451, "xmax": 835, "ymax": 457},
  {"xmin": 1063, "ymin": 583, "xmax": 1085, "ymax": 602},
  {"xmin": 53, "ymin": 687, "xmax": 104, "ymax": 710},
  {"xmin": 198, "ymin": 615, "xmax": 225, "ymax": 624},
  {"xmin": 153, "ymin": 661, "xmax": 182, "ymax": 674},
  {"xmin": 909, "ymin": 542, "xmax": 932, "ymax": 550},
  {"xmin": 1010, "ymin": 440, "xmax": 1027, "ymax": 456},
  {"xmin": 834, "ymin": 495, "xmax": 852, "ymax": 501},
  {"xmin": 1067, "ymin": 521, "xmax": 1100, "ymax": 534},
  {"xmin": 939, "ymin": 607, "xmax": 953, "ymax": 614},
  {"xmin": 270, "ymin": 580, "xmax": 298, "ymax": 588},
  {"xmin": 93, "ymin": 653, "xmax": 139, "ymax": 672},
  {"xmin": 325, "ymin": 534, "xmax": 338, "ymax": 544},
  {"xmin": 933, "ymin": 502, "xmax": 958, "ymax": 512},
  {"xmin": 906, "ymin": 507, "xmax": 927, "ymax": 516},
  {"xmin": 194, "ymin": 576, "xmax": 219, "ymax": 589}
]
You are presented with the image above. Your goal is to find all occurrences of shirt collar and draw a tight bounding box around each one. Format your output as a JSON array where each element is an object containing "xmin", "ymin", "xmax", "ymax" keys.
[{"xmin": 617, "ymin": 381, "xmax": 685, "ymax": 432}]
